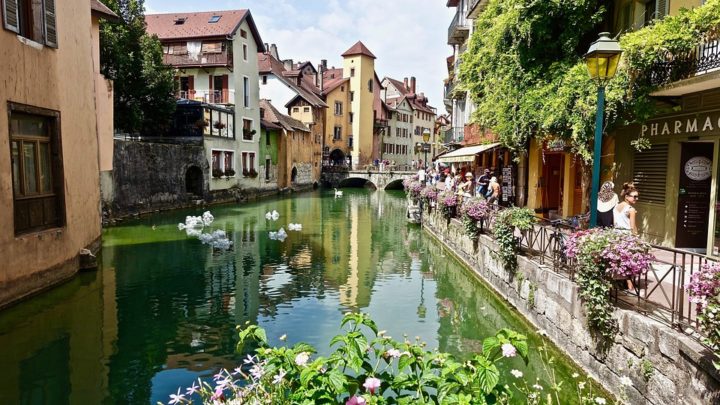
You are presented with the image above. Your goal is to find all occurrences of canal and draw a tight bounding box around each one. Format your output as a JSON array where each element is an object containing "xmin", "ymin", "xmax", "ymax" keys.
[{"xmin": 0, "ymin": 190, "xmax": 597, "ymax": 404}]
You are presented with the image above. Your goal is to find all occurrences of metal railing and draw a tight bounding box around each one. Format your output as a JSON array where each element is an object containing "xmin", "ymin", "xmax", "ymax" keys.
[
  {"xmin": 644, "ymin": 34, "xmax": 720, "ymax": 88},
  {"xmin": 442, "ymin": 204, "xmax": 715, "ymax": 341},
  {"xmin": 448, "ymin": 10, "xmax": 470, "ymax": 45}
]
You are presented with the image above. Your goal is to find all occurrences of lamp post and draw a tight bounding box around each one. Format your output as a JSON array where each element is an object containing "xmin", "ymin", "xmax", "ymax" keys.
[
  {"xmin": 584, "ymin": 32, "xmax": 622, "ymax": 228},
  {"xmin": 422, "ymin": 129, "xmax": 431, "ymax": 170}
]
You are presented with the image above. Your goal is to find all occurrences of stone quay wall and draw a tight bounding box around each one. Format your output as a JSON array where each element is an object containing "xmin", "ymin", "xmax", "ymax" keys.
[{"xmin": 424, "ymin": 212, "xmax": 720, "ymax": 404}]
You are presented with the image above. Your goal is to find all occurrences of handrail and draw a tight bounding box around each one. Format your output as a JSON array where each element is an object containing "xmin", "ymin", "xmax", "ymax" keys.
[{"xmin": 645, "ymin": 34, "xmax": 720, "ymax": 87}]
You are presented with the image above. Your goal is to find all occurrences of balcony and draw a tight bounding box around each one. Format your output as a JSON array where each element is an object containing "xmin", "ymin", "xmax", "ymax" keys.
[
  {"xmin": 444, "ymin": 127, "xmax": 464, "ymax": 143},
  {"xmin": 646, "ymin": 35, "xmax": 720, "ymax": 97},
  {"xmin": 467, "ymin": 0, "xmax": 489, "ymax": 19},
  {"xmin": 163, "ymin": 50, "xmax": 233, "ymax": 68},
  {"xmin": 176, "ymin": 90, "xmax": 233, "ymax": 105},
  {"xmin": 448, "ymin": 10, "xmax": 470, "ymax": 45},
  {"xmin": 374, "ymin": 118, "xmax": 388, "ymax": 128}
]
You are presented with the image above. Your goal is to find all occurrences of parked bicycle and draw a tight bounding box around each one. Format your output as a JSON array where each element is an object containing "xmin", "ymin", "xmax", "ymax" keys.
[{"xmin": 547, "ymin": 213, "xmax": 589, "ymax": 270}]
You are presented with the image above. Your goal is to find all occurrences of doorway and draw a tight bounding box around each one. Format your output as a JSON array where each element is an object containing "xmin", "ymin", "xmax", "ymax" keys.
[
  {"xmin": 541, "ymin": 153, "xmax": 564, "ymax": 218},
  {"xmin": 185, "ymin": 166, "xmax": 203, "ymax": 197},
  {"xmin": 676, "ymin": 142, "xmax": 714, "ymax": 252}
]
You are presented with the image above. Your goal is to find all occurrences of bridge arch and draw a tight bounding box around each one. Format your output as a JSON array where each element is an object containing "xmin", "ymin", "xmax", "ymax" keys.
[
  {"xmin": 384, "ymin": 179, "xmax": 404, "ymax": 190},
  {"xmin": 338, "ymin": 177, "xmax": 377, "ymax": 189}
]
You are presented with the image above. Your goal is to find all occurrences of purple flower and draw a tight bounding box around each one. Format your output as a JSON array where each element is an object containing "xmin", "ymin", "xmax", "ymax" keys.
[
  {"xmin": 501, "ymin": 343, "xmax": 516, "ymax": 357},
  {"xmin": 363, "ymin": 377, "xmax": 382, "ymax": 395},
  {"xmin": 210, "ymin": 387, "xmax": 224, "ymax": 401}
]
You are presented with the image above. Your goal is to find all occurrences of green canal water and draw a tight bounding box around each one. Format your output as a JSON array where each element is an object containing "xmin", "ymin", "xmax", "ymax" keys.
[{"xmin": 0, "ymin": 190, "xmax": 599, "ymax": 404}]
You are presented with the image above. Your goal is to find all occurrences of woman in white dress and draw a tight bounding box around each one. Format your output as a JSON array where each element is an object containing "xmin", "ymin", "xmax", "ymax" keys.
[{"xmin": 613, "ymin": 182, "xmax": 639, "ymax": 234}]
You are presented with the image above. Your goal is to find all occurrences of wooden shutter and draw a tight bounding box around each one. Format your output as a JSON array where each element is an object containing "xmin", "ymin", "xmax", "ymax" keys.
[
  {"xmin": 656, "ymin": 0, "xmax": 668, "ymax": 19},
  {"xmin": 632, "ymin": 143, "xmax": 668, "ymax": 204},
  {"xmin": 3, "ymin": 0, "xmax": 20, "ymax": 33},
  {"xmin": 43, "ymin": 0, "xmax": 57, "ymax": 48}
]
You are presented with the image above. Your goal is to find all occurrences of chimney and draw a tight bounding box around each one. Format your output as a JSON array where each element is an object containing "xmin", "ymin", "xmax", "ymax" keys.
[
  {"xmin": 321, "ymin": 59, "xmax": 327, "ymax": 69},
  {"xmin": 403, "ymin": 77, "xmax": 408, "ymax": 91},
  {"xmin": 420, "ymin": 92, "xmax": 425, "ymax": 102},
  {"xmin": 263, "ymin": 43, "xmax": 269, "ymax": 53},
  {"xmin": 317, "ymin": 60, "xmax": 325, "ymax": 89},
  {"xmin": 410, "ymin": 77, "xmax": 416, "ymax": 94},
  {"xmin": 270, "ymin": 44, "xmax": 279, "ymax": 59},
  {"xmin": 283, "ymin": 59, "xmax": 293, "ymax": 71}
]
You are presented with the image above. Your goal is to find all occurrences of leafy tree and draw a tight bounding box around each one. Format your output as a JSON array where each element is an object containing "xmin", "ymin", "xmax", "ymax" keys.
[{"xmin": 100, "ymin": 0, "xmax": 175, "ymax": 135}]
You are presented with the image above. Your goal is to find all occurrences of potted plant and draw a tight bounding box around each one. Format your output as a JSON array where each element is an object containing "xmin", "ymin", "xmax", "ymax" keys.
[
  {"xmin": 224, "ymin": 168, "xmax": 236, "ymax": 177},
  {"xmin": 195, "ymin": 119, "xmax": 209, "ymax": 131},
  {"xmin": 212, "ymin": 168, "xmax": 224, "ymax": 178},
  {"xmin": 243, "ymin": 128, "xmax": 257, "ymax": 138},
  {"xmin": 242, "ymin": 168, "xmax": 250, "ymax": 177},
  {"xmin": 213, "ymin": 121, "xmax": 226, "ymax": 130}
]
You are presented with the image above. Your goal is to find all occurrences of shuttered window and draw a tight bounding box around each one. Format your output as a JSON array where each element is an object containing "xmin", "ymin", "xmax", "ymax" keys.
[
  {"xmin": 632, "ymin": 143, "xmax": 668, "ymax": 204},
  {"xmin": 3, "ymin": 0, "xmax": 57, "ymax": 47}
]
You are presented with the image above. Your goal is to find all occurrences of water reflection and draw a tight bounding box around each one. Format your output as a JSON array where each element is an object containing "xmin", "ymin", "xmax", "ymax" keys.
[{"xmin": 0, "ymin": 189, "xmax": 590, "ymax": 404}]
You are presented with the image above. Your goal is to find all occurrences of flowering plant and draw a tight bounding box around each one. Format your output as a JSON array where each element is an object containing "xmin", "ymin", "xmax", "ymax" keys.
[
  {"xmin": 460, "ymin": 197, "xmax": 490, "ymax": 240},
  {"xmin": 437, "ymin": 191, "xmax": 458, "ymax": 219},
  {"xmin": 566, "ymin": 228, "xmax": 653, "ymax": 340},
  {"xmin": 419, "ymin": 185, "xmax": 438, "ymax": 204},
  {"xmin": 164, "ymin": 313, "xmax": 544, "ymax": 404},
  {"xmin": 492, "ymin": 208, "xmax": 536, "ymax": 273},
  {"xmin": 686, "ymin": 262, "xmax": 720, "ymax": 368}
]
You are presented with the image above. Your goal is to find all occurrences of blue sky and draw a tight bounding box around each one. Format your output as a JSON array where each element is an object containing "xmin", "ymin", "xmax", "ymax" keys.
[{"xmin": 145, "ymin": 0, "xmax": 453, "ymax": 112}]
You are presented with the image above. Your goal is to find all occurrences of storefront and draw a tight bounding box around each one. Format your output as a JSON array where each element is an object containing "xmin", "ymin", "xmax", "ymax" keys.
[
  {"xmin": 436, "ymin": 142, "xmax": 519, "ymax": 204},
  {"xmin": 613, "ymin": 90, "xmax": 720, "ymax": 255},
  {"xmin": 525, "ymin": 138, "xmax": 593, "ymax": 219}
]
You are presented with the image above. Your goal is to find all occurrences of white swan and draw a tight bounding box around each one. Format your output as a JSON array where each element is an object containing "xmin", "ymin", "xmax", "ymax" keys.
[
  {"xmin": 334, "ymin": 188, "xmax": 343, "ymax": 197},
  {"xmin": 265, "ymin": 210, "xmax": 280, "ymax": 221},
  {"xmin": 288, "ymin": 223, "xmax": 302, "ymax": 231}
]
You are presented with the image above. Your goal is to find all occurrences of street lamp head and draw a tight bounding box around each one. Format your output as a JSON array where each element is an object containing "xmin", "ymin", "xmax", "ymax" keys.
[
  {"xmin": 422, "ymin": 128, "xmax": 431, "ymax": 143},
  {"xmin": 584, "ymin": 32, "xmax": 622, "ymax": 84}
]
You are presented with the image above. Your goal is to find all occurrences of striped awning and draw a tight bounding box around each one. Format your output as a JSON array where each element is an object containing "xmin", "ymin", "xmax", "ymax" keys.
[{"xmin": 436, "ymin": 143, "xmax": 501, "ymax": 163}]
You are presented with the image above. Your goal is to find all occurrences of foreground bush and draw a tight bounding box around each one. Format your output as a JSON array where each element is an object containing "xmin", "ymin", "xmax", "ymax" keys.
[{"xmin": 164, "ymin": 313, "xmax": 617, "ymax": 404}]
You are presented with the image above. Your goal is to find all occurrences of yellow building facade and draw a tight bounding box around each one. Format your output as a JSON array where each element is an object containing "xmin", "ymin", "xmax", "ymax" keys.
[{"xmin": 342, "ymin": 42, "xmax": 376, "ymax": 168}]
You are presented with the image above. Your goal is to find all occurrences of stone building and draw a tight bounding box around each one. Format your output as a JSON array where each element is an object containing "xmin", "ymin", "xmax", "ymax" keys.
[{"xmin": 0, "ymin": 0, "xmax": 117, "ymax": 307}]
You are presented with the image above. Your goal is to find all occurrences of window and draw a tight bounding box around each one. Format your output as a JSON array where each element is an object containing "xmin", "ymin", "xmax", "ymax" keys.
[
  {"xmin": 333, "ymin": 126, "xmax": 342, "ymax": 140},
  {"xmin": 240, "ymin": 29, "xmax": 247, "ymax": 38},
  {"xmin": 9, "ymin": 103, "xmax": 64, "ymax": 234},
  {"xmin": 201, "ymin": 41, "xmax": 222, "ymax": 53},
  {"xmin": 350, "ymin": 91, "xmax": 354, "ymax": 102},
  {"xmin": 265, "ymin": 158, "xmax": 271, "ymax": 180},
  {"xmin": 334, "ymin": 101, "xmax": 343, "ymax": 116},
  {"xmin": 349, "ymin": 112, "xmax": 354, "ymax": 123},
  {"xmin": 243, "ymin": 43, "xmax": 248, "ymax": 61},
  {"xmin": 3, "ymin": 0, "xmax": 57, "ymax": 47},
  {"xmin": 303, "ymin": 107, "xmax": 310, "ymax": 113},
  {"xmin": 208, "ymin": 15, "xmax": 221, "ymax": 23},
  {"xmin": 242, "ymin": 118, "xmax": 253, "ymax": 140},
  {"xmin": 292, "ymin": 107, "xmax": 300, "ymax": 113},
  {"xmin": 243, "ymin": 77, "xmax": 249, "ymax": 107},
  {"xmin": 265, "ymin": 129, "xmax": 271, "ymax": 146},
  {"xmin": 632, "ymin": 143, "xmax": 668, "ymax": 204},
  {"xmin": 241, "ymin": 152, "xmax": 255, "ymax": 174},
  {"xmin": 262, "ymin": 75, "xmax": 267, "ymax": 85},
  {"xmin": 174, "ymin": 17, "xmax": 186, "ymax": 25},
  {"xmin": 368, "ymin": 79, "xmax": 373, "ymax": 92},
  {"xmin": 350, "ymin": 68, "xmax": 355, "ymax": 77}
]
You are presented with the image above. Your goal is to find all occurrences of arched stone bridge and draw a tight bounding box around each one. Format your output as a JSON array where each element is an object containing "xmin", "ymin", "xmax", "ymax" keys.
[{"xmin": 321, "ymin": 169, "xmax": 416, "ymax": 190}]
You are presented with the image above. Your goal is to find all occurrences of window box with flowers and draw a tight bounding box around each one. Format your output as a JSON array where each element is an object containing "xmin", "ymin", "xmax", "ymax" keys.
[
  {"xmin": 212, "ymin": 168, "xmax": 224, "ymax": 179},
  {"xmin": 224, "ymin": 168, "xmax": 236, "ymax": 178}
]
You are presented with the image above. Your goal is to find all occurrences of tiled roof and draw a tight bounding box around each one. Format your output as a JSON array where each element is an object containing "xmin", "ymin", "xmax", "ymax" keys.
[
  {"xmin": 259, "ymin": 100, "xmax": 310, "ymax": 132},
  {"xmin": 91, "ymin": 0, "xmax": 119, "ymax": 19},
  {"xmin": 261, "ymin": 118, "xmax": 282, "ymax": 130},
  {"xmin": 385, "ymin": 77, "xmax": 409, "ymax": 95},
  {"xmin": 341, "ymin": 41, "xmax": 376, "ymax": 59},
  {"xmin": 322, "ymin": 77, "xmax": 348, "ymax": 94},
  {"xmin": 257, "ymin": 52, "xmax": 327, "ymax": 108},
  {"xmin": 146, "ymin": 10, "xmax": 264, "ymax": 51}
]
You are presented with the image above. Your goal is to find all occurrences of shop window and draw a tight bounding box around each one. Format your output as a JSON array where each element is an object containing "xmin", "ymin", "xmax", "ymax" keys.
[
  {"xmin": 9, "ymin": 103, "xmax": 64, "ymax": 235},
  {"xmin": 3, "ymin": 0, "xmax": 57, "ymax": 47},
  {"xmin": 632, "ymin": 143, "xmax": 668, "ymax": 204}
]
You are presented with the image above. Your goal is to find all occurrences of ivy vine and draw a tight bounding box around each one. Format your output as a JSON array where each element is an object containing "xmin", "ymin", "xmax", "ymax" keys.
[{"xmin": 492, "ymin": 208, "xmax": 536, "ymax": 273}]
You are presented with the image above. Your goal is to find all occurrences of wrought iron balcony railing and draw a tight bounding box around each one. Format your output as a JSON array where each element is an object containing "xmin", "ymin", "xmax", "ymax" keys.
[
  {"xmin": 644, "ymin": 35, "xmax": 720, "ymax": 88},
  {"xmin": 443, "ymin": 127, "xmax": 464, "ymax": 143},
  {"xmin": 447, "ymin": 10, "xmax": 470, "ymax": 45}
]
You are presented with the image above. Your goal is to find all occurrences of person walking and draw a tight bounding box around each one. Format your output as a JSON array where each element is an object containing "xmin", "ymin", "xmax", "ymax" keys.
[
  {"xmin": 597, "ymin": 181, "xmax": 618, "ymax": 228},
  {"xmin": 458, "ymin": 172, "xmax": 474, "ymax": 198},
  {"xmin": 476, "ymin": 169, "xmax": 491, "ymax": 198},
  {"xmin": 614, "ymin": 182, "xmax": 639, "ymax": 234}
]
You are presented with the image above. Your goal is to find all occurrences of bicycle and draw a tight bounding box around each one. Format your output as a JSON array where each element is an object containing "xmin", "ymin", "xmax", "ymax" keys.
[{"xmin": 547, "ymin": 213, "xmax": 589, "ymax": 272}]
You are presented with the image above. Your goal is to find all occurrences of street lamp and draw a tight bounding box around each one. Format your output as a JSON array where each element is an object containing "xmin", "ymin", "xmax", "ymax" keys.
[
  {"xmin": 422, "ymin": 129, "xmax": 431, "ymax": 170},
  {"xmin": 584, "ymin": 32, "xmax": 622, "ymax": 228}
]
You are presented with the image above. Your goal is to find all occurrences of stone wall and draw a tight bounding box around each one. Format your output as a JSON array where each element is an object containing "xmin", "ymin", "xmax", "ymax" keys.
[
  {"xmin": 424, "ymin": 212, "xmax": 720, "ymax": 404},
  {"xmin": 110, "ymin": 139, "xmax": 209, "ymax": 218},
  {"xmin": 293, "ymin": 163, "xmax": 314, "ymax": 186}
]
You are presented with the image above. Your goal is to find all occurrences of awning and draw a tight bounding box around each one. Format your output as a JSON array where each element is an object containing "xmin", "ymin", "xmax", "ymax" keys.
[{"xmin": 436, "ymin": 142, "xmax": 501, "ymax": 163}]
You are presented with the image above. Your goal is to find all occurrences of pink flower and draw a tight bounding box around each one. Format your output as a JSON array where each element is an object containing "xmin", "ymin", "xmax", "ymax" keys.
[
  {"xmin": 363, "ymin": 377, "xmax": 382, "ymax": 395},
  {"xmin": 501, "ymin": 343, "xmax": 516, "ymax": 357},
  {"xmin": 346, "ymin": 395, "xmax": 367, "ymax": 405},
  {"xmin": 210, "ymin": 387, "xmax": 224, "ymax": 401}
]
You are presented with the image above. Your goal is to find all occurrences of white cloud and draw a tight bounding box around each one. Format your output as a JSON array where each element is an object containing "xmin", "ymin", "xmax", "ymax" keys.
[{"xmin": 146, "ymin": 0, "xmax": 454, "ymax": 111}]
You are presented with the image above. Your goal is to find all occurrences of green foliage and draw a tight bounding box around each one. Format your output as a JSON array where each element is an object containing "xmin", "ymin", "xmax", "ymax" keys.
[
  {"xmin": 100, "ymin": 0, "xmax": 176, "ymax": 135},
  {"xmin": 459, "ymin": 0, "xmax": 720, "ymax": 162},
  {"xmin": 528, "ymin": 282, "xmax": 537, "ymax": 309},
  {"xmin": 492, "ymin": 208, "xmax": 536, "ymax": 273},
  {"xmin": 640, "ymin": 358, "xmax": 654, "ymax": 381}
]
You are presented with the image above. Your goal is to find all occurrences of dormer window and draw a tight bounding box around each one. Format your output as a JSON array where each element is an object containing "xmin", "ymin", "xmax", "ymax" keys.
[
  {"xmin": 174, "ymin": 18, "xmax": 186, "ymax": 25},
  {"xmin": 208, "ymin": 15, "xmax": 221, "ymax": 23}
]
